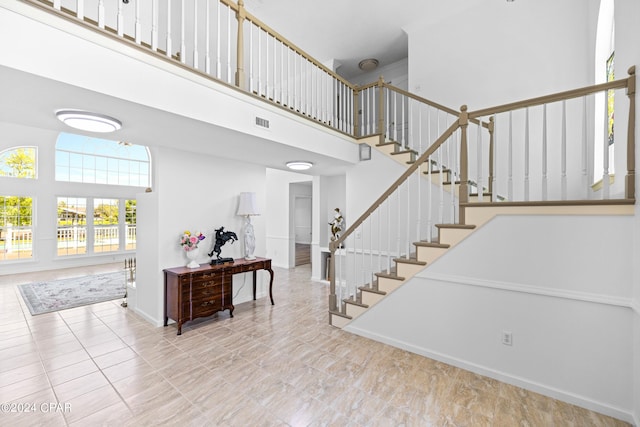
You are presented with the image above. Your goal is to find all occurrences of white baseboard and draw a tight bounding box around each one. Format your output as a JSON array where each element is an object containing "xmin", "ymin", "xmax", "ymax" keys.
[
  {"xmin": 133, "ymin": 306, "xmax": 164, "ymax": 328},
  {"xmin": 345, "ymin": 325, "xmax": 635, "ymax": 425}
]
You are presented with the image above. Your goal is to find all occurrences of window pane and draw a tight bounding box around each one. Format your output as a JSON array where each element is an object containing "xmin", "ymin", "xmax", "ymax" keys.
[
  {"xmin": 94, "ymin": 199, "xmax": 119, "ymax": 253},
  {"xmin": 55, "ymin": 133, "xmax": 151, "ymax": 188},
  {"xmin": 0, "ymin": 147, "xmax": 37, "ymax": 179},
  {"xmin": 57, "ymin": 197, "xmax": 87, "ymax": 256},
  {"xmin": 0, "ymin": 196, "xmax": 34, "ymax": 261}
]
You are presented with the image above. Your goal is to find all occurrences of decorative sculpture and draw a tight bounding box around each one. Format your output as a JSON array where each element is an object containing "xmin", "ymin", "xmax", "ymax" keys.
[
  {"xmin": 208, "ymin": 227, "xmax": 238, "ymax": 265},
  {"xmin": 329, "ymin": 208, "xmax": 344, "ymax": 241}
]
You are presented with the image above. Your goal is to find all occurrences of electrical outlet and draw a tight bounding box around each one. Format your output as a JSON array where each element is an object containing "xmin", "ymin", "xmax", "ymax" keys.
[{"xmin": 502, "ymin": 331, "xmax": 513, "ymax": 346}]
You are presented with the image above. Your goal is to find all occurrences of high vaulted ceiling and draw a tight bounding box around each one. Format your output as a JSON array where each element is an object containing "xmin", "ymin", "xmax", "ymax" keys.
[{"xmin": 243, "ymin": 0, "xmax": 477, "ymax": 79}]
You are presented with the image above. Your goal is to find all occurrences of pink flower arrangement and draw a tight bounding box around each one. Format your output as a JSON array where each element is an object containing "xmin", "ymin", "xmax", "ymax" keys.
[{"xmin": 179, "ymin": 230, "xmax": 205, "ymax": 251}]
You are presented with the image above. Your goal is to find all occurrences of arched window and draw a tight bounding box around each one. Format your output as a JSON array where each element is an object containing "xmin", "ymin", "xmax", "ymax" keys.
[
  {"xmin": 0, "ymin": 147, "xmax": 37, "ymax": 179},
  {"xmin": 55, "ymin": 132, "xmax": 150, "ymax": 187}
]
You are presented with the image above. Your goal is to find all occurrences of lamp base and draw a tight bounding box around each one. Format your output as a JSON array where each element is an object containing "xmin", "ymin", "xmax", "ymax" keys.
[
  {"xmin": 210, "ymin": 258, "xmax": 234, "ymax": 265},
  {"xmin": 244, "ymin": 255, "xmax": 256, "ymax": 261}
]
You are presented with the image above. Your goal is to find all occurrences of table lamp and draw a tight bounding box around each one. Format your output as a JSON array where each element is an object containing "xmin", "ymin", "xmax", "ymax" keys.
[{"xmin": 237, "ymin": 192, "xmax": 260, "ymax": 260}]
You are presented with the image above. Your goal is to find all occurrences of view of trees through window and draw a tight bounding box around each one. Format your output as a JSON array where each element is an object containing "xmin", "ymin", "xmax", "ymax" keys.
[
  {"xmin": 0, "ymin": 196, "xmax": 33, "ymax": 260},
  {"xmin": 0, "ymin": 147, "xmax": 36, "ymax": 179},
  {"xmin": 1, "ymin": 135, "xmax": 146, "ymax": 262}
]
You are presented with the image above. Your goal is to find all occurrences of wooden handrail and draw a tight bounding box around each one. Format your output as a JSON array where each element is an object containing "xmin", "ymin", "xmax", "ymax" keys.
[
  {"xmin": 468, "ymin": 78, "xmax": 631, "ymax": 119},
  {"xmin": 329, "ymin": 120, "xmax": 461, "ymax": 253}
]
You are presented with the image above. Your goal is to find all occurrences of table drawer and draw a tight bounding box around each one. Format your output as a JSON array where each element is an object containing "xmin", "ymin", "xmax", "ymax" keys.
[{"xmin": 189, "ymin": 298, "xmax": 222, "ymax": 318}]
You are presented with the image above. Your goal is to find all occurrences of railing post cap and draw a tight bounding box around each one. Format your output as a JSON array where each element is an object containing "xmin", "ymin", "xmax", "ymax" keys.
[
  {"xmin": 460, "ymin": 105, "xmax": 468, "ymax": 112},
  {"xmin": 629, "ymin": 66, "xmax": 636, "ymax": 76}
]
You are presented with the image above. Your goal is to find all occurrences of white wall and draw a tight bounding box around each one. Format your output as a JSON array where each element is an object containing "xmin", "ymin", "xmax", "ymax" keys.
[
  {"xmin": 406, "ymin": 0, "xmax": 596, "ymax": 110},
  {"xmin": 347, "ymin": 213, "xmax": 635, "ymax": 422},
  {"xmin": 614, "ymin": 0, "xmax": 640, "ymax": 423},
  {"xmin": 136, "ymin": 147, "xmax": 267, "ymax": 326}
]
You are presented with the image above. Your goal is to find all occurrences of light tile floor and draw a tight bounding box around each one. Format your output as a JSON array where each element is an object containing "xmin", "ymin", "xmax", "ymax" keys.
[{"xmin": 0, "ymin": 263, "xmax": 631, "ymax": 426}]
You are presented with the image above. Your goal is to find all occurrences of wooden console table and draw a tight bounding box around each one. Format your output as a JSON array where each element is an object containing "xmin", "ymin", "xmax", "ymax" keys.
[{"xmin": 164, "ymin": 257, "xmax": 274, "ymax": 335}]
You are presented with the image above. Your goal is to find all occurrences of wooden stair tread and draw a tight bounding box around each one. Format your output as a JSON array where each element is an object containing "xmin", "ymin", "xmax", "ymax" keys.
[
  {"xmin": 435, "ymin": 223, "xmax": 476, "ymax": 229},
  {"xmin": 358, "ymin": 285, "xmax": 386, "ymax": 295},
  {"xmin": 393, "ymin": 257, "xmax": 427, "ymax": 266},
  {"xmin": 375, "ymin": 272, "xmax": 406, "ymax": 281},
  {"xmin": 343, "ymin": 298, "xmax": 368, "ymax": 308},
  {"xmin": 329, "ymin": 310, "xmax": 352, "ymax": 320},
  {"xmin": 414, "ymin": 241, "xmax": 451, "ymax": 248},
  {"xmin": 391, "ymin": 149, "xmax": 418, "ymax": 156}
]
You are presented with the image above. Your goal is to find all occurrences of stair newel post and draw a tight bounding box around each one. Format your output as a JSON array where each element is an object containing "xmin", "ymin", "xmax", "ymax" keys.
[
  {"xmin": 235, "ymin": 0, "xmax": 246, "ymax": 90},
  {"xmin": 626, "ymin": 66, "xmax": 636, "ymax": 200},
  {"xmin": 328, "ymin": 241, "xmax": 338, "ymax": 313},
  {"xmin": 377, "ymin": 76, "xmax": 385, "ymax": 136},
  {"xmin": 488, "ymin": 116, "xmax": 495, "ymax": 196},
  {"xmin": 353, "ymin": 87, "xmax": 361, "ymax": 137},
  {"xmin": 458, "ymin": 105, "xmax": 469, "ymax": 224}
]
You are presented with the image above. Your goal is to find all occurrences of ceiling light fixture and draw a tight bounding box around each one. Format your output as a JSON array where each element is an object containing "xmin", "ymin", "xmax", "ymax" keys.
[
  {"xmin": 56, "ymin": 109, "xmax": 122, "ymax": 133},
  {"xmin": 286, "ymin": 161, "xmax": 313, "ymax": 171},
  {"xmin": 358, "ymin": 58, "xmax": 379, "ymax": 72}
]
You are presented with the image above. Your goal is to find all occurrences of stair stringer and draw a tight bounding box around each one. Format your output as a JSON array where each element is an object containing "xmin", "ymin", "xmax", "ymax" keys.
[{"xmin": 332, "ymin": 202, "xmax": 635, "ymax": 328}]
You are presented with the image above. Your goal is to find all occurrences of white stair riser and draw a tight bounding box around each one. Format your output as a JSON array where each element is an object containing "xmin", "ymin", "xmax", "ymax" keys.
[
  {"xmin": 375, "ymin": 144, "xmax": 397, "ymax": 156},
  {"xmin": 438, "ymin": 228, "xmax": 474, "ymax": 246},
  {"xmin": 361, "ymin": 291, "xmax": 385, "ymax": 306},
  {"xmin": 345, "ymin": 303, "xmax": 367, "ymax": 318},
  {"xmin": 396, "ymin": 262, "xmax": 426, "ymax": 278},
  {"xmin": 428, "ymin": 172, "xmax": 451, "ymax": 185},
  {"xmin": 378, "ymin": 277, "xmax": 404, "ymax": 293},
  {"xmin": 416, "ymin": 246, "xmax": 448, "ymax": 264},
  {"xmin": 391, "ymin": 152, "xmax": 413, "ymax": 164},
  {"xmin": 330, "ymin": 314, "xmax": 350, "ymax": 328}
]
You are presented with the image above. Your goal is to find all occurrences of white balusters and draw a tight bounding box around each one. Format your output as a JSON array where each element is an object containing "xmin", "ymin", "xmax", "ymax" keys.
[
  {"xmin": 476, "ymin": 118, "xmax": 483, "ymax": 202},
  {"xmin": 53, "ymin": 0, "xmax": 61, "ymax": 10},
  {"xmin": 179, "ymin": 0, "xmax": 186, "ymax": 63},
  {"xmin": 76, "ymin": 0, "xmax": 84, "ymax": 21},
  {"xmin": 151, "ymin": 0, "xmax": 158, "ymax": 51},
  {"xmin": 204, "ymin": 0, "xmax": 210, "ymax": 73},
  {"xmin": 98, "ymin": 0, "xmax": 105, "ymax": 28},
  {"xmin": 542, "ymin": 104, "xmax": 548, "ymax": 201},
  {"xmin": 602, "ymin": 93, "xmax": 610, "ymax": 199},
  {"xmin": 508, "ymin": 110, "xmax": 513, "ymax": 201},
  {"xmin": 134, "ymin": 0, "xmax": 141, "ymax": 44},
  {"xmin": 561, "ymin": 100, "xmax": 567, "ymax": 200},
  {"xmin": 216, "ymin": 1, "xmax": 221, "ymax": 78},
  {"xmin": 582, "ymin": 97, "xmax": 589, "ymax": 198},
  {"xmin": 192, "ymin": 0, "xmax": 199, "ymax": 69},
  {"xmin": 165, "ymin": 0, "xmax": 171, "ymax": 58},
  {"xmin": 524, "ymin": 107, "xmax": 530, "ymax": 201},
  {"xmin": 226, "ymin": 4, "xmax": 231, "ymax": 83},
  {"xmin": 491, "ymin": 114, "xmax": 498, "ymax": 202}
]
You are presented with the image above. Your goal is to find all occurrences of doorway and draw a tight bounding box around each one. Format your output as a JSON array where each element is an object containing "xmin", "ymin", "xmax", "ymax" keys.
[{"xmin": 294, "ymin": 195, "xmax": 312, "ymax": 266}]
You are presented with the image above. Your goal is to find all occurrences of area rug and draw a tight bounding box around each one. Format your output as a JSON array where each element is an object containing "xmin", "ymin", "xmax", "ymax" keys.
[{"xmin": 18, "ymin": 271, "xmax": 126, "ymax": 315}]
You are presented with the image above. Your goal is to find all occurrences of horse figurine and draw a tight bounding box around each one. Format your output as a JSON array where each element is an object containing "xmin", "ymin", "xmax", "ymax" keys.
[{"xmin": 208, "ymin": 227, "xmax": 238, "ymax": 260}]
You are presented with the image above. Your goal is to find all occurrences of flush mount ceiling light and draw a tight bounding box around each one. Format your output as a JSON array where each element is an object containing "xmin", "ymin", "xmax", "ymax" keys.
[
  {"xmin": 358, "ymin": 58, "xmax": 379, "ymax": 72},
  {"xmin": 56, "ymin": 109, "xmax": 122, "ymax": 133},
  {"xmin": 286, "ymin": 161, "xmax": 313, "ymax": 171}
]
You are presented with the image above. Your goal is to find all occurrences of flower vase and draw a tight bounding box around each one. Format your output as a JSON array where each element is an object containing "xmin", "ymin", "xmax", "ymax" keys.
[{"xmin": 185, "ymin": 247, "xmax": 200, "ymax": 268}]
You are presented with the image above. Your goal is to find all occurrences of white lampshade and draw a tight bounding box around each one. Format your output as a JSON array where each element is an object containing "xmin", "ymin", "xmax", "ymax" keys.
[{"xmin": 237, "ymin": 192, "xmax": 260, "ymax": 216}]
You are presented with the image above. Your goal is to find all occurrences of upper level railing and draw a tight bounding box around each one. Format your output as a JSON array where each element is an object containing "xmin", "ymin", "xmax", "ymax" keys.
[{"xmin": 27, "ymin": 0, "xmax": 360, "ymax": 134}]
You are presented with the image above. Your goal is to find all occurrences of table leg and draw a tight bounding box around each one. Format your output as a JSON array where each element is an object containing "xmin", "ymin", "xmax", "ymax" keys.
[
  {"xmin": 253, "ymin": 270, "xmax": 257, "ymax": 300},
  {"xmin": 267, "ymin": 268, "xmax": 274, "ymax": 305}
]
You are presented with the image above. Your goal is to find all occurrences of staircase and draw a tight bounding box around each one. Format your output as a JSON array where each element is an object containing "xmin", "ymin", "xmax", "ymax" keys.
[
  {"xmin": 329, "ymin": 67, "xmax": 637, "ymax": 327},
  {"xmin": 331, "ymin": 134, "xmax": 478, "ymax": 328}
]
